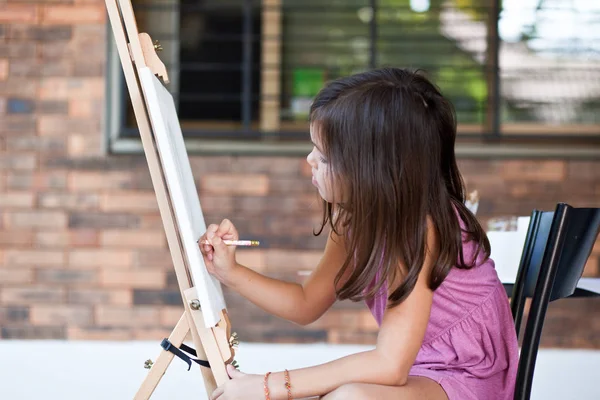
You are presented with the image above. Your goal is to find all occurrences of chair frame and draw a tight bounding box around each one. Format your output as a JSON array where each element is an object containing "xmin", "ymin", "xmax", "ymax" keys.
[{"xmin": 510, "ymin": 203, "xmax": 600, "ymax": 400}]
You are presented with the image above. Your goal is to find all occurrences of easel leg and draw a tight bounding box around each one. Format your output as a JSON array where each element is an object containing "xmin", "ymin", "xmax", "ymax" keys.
[{"xmin": 135, "ymin": 314, "xmax": 190, "ymax": 400}]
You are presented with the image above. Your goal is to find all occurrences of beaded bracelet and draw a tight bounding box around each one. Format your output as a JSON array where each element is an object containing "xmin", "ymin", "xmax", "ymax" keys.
[
  {"xmin": 284, "ymin": 369, "xmax": 292, "ymax": 399},
  {"xmin": 263, "ymin": 372, "xmax": 272, "ymax": 400}
]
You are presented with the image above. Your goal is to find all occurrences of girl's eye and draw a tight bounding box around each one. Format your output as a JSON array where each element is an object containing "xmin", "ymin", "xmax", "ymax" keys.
[{"xmin": 319, "ymin": 156, "xmax": 328, "ymax": 164}]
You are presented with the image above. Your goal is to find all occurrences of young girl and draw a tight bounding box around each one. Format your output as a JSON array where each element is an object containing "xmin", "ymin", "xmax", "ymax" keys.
[{"xmin": 199, "ymin": 67, "xmax": 519, "ymax": 400}]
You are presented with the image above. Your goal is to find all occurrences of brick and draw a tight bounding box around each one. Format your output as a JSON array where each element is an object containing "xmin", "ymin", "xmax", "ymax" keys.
[
  {"xmin": 130, "ymin": 170, "xmax": 154, "ymax": 190},
  {"xmin": 0, "ymin": 192, "xmax": 35, "ymax": 208},
  {"xmin": 189, "ymin": 156, "xmax": 234, "ymax": 174},
  {"xmin": 38, "ymin": 77, "xmax": 103, "ymax": 100},
  {"xmin": 68, "ymin": 249, "xmax": 133, "ymax": 268},
  {"xmin": 134, "ymin": 250, "xmax": 172, "ymax": 268},
  {"xmin": 5, "ymin": 211, "xmax": 67, "ymax": 229},
  {"xmin": 201, "ymin": 174, "xmax": 269, "ymax": 195},
  {"xmin": 269, "ymin": 177, "xmax": 316, "ymax": 194},
  {"xmin": 0, "ymin": 43, "xmax": 37, "ymax": 58},
  {"xmin": 68, "ymin": 171, "xmax": 132, "ymax": 190},
  {"xmin": 38, "ymin": 192, "xmax": 99, "ymax": 210},
  {"xmin": 133, "ymin": 289, "xmax": 182, "ymax": 306},
  {"xmin": 132, "ymin": 328, "xmax": 173, "ymax": 340},
  {"xmin": 6, "ymin": 98, "xmax": 34, "ymax": 113},
  {"xmin": 68, "ymin": 289, "xmax": 131, "ymax": 305},
  {"xmin": 35, "ymin": 230, "xmax": 99, "ymax": 247},
  {"xmin": 300, "ymin": 158, "xmax": 312, "ymax": 178},
  {"xmin": 100, "ymin": 230, "xmax": 166, "ymax": 248},
  {"xmin": 265, "ymin": 250, "xmax": 323, "ymax": 272},
  {"xmin": 42, "ymin": 5, "xmax": 105, "ymax": 24},
  {"xmin": 0, "ymin": 231, "xmax": 34, "ymax": 246},
  {"xmin": 235, "ymin": 195, "xmax": 317, "ymax": 215},
  {"xmin": 30, "ymin": 305, "xmax": 91, "ymax": 325},
  {"xmin": 45, "ymin": 156, "xmax": 145, "ymax": 171},
  {"xmin": 67, "ymin": 326, "xmax": 131, "ymax": 340},
  {"xmin": 1, "ymin": 325, "xmax": 65, "ymax": 339},
  {"xmin": 232, "ymin": 157, "xmax": 301, "ymax": 176},
  {"xmin": 100, "ymin": 192, "xmax": 158, "ymax": 212},
  {"xmin": 4, "ymin": 250, "xmax": 65, "ymax": 267},
  {"xmin": 0, "ymin": 306, "xmax": 29, "ymax": 323},
  {"xmin": 0, "ymin": 5, "xmax": 39, "ymax": 24},
  {"xmin": 0, "ymin": 268, "xmax": 34, "ymax": 284},
  {"xmin": 68, "ymin": 26, "xmax": 105, "ymax": 64},
  {"xmin": 68, "ymin": 99, "xmax": 94, "ymax": 117},
  {"xmin": 567, "ymin": 161, "xmax": 600, "ymax": 181},
  {"xmin": 36, "ymin": 100, "xmax": 68, "ymax": 114},
  {"xmin": 68, "ymin": 212, "xmax": 140, "ymax": 229},
  {"xmin": 0, "ymin": 24, "xmax": 4, "ymax": 39},
  {"xmin": 197, "ymin": 195, "xmax": 235, "ymax": 214},
  {"xmin": 0, "ymin": 59, "xmax": 7, "ymax": 80},
  {"xmin": 38, "ymin": 116, "xmax": 98, "ymax": 136},
  {"xmin": 1, "ymin": 286, "xmax": 65, "ymax": 304},
  {"xmin": 7, "ymin": 59, "xmax": 39, "ymax": 77},
  {"xmin": 7, "ymin": 171, "xmax": 68, "ymax": 190},
  {"xmin": 37, "ymin": 269, "xmax": 97, "ymax": 285},
  {"xmin": 40, "ymin": 58, "xmax": 73, "ymax": 77},
  {"xmin": 40, "ymin": 41, "xmax": 73, "ymax": 60},
  {"xmin": 139, "ymin": 215, "xmax": 164, "ymax": 229},
  {"xmin": 582, "ymin": 256, "xmax": 598, "ymax": 277},
  {"xmin": 96, "ymin": 306, "xmax": 160, "ymax": 327},
  {"xmin": 501, "ymin": 161, "xmax": 566, "ymax": 182},
  {"xmin": 73, "ymin": 60, "xmax": 104, "ymax": 77},
  {"xmin": 593, "ymin": 240, "xmax": 600, "ymax": 255},
  {"xmin": 6, "ymin": 136, "xmax": 66, "ymax": 153},
  {"xmin": 327, "ymin": 329, "xmax": 377, "ymax": 345},
  {"xmin": 160, "ymin": 306, "xmax": 184, "ymax": 327},
  {"xmin": 236, "ymin": 249, "xmax": 267, "ymax": 272},
  {"xmin": 68, "ymin": 133, "xmax": 103, "ymax": 156},
  {"xmin": 9, "ymin": 24, "xmax": 72, "ymax": 41},
  {"xmin": 307, "ymin": 310, "xmax": 371, "ymax": 330},
  {"xmin": 0, "ymin": 115, "xmax": 36, "ymax": 134},
  {"xmin": 0, "ymin": 78, "xmax": 37, "ymax": 97},
  {"xmin": 100, "ymin": 269, "xmax": 165, "ymax": 289},
  {"xmin": 265, "ymin": 215, "xmax": 322, "ymax": 237}
]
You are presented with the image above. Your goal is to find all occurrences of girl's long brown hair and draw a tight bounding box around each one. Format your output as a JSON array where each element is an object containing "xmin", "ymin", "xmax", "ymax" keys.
[{"xmin": 310, "ymin": 67, "xmax": 490, "ymax": 308}]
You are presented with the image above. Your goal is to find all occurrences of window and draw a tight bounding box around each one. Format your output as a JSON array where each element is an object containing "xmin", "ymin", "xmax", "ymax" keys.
[{"xmin": 106, "ymin": 0, "xmax": 600, "ymax": 155}]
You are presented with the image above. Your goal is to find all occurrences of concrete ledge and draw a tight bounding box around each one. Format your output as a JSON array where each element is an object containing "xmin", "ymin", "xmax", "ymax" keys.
[{"xmin": 0, "ymin": 341, "xmax": 598, "ymax": 399}]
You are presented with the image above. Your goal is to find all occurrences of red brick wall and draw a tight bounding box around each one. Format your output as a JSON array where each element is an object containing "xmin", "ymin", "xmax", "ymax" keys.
[{"xmin": 0, "ymin": 3, "xmax": 599, "ymax": 347}]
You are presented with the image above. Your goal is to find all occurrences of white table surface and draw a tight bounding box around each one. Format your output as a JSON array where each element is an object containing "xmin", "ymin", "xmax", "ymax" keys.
[{"xmin": 488, "ymin": 217, "xmax": 600, "ymax": 295}]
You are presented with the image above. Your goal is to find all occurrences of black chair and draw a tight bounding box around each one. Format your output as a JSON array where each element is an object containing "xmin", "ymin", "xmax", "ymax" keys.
[{"xmin": 509, "ymin": 203, "xmax": 600, "ymax": 400}]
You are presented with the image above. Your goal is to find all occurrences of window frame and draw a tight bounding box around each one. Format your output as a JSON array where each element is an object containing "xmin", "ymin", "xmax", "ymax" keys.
[{"xmin": 104, "ymin": 0, "xmax": 600, "ymax": 159}]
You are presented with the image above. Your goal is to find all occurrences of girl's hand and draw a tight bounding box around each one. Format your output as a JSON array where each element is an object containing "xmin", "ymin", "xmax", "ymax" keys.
[
  {"xmin": 199, "ymin": 219, "xmax": 240, "ymax": 285},
  {"xmin": 211, "ymin": 365, "xmax": 264, "ymax": 400}
]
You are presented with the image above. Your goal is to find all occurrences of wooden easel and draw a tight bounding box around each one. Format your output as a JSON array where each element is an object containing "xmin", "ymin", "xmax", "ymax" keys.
[{"xmin": 104, "ymin": 0, "xmax": 237, "ymax": 398}]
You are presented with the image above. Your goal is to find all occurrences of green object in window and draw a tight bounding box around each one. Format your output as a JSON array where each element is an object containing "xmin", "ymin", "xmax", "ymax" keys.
[
  {"xmin": 292, "ymin": 68, "xmax": 324, "ymax": 119},
  {"xmin": 293, "ymin": 68, "xmax": 324, "ymax": 97}
]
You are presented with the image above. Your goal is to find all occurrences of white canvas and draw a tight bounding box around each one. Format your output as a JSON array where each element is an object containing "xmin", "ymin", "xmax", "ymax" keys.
[{"xmin": 138, "ymin": 66, "xmax": 226, "ymax": 328}]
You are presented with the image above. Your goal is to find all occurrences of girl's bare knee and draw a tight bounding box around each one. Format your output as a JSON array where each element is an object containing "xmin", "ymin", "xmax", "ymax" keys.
[{"xmin": 322, "ymin": 383, "xmax": 369, "ymax": 400}]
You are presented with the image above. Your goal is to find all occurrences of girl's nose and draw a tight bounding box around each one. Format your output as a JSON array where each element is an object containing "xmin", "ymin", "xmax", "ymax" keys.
[{"xmin": 306, "ymin": 151, "xmax": 316, "ymax": 168}]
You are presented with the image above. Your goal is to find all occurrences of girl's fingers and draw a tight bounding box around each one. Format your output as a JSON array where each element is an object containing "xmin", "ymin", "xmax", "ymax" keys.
[
  {"xmin": 211, "ymin": 386, "xmax": 224, "ymax": 400},
  {"xmin": 216, "ymin": 219, "xmax": 238, "ymax": 240},
  {"xmin": 207, "ymin": 224, "xmax": 219, "ymax": 233}
]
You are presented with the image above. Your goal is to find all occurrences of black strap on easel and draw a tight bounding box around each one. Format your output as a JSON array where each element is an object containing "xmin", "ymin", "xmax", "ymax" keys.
[{"xmin": 160, "ymin": 338, "xmax": 210, "ymax": 370}]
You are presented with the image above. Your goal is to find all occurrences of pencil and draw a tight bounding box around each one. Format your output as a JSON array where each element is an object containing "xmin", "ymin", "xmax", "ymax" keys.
[{"xmin": 199, "ymin": 239, "xmax": 260, "ymax": 247}]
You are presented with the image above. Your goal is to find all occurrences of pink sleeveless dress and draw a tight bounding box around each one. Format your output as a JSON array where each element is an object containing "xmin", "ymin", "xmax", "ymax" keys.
[{"xmin": 365, "ymin": 220, "xmax": 519, "ymax": 399}]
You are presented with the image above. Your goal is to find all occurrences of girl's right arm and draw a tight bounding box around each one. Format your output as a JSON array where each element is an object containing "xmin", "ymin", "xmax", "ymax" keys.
[{"xmin": 200, "ymin": 219, "xmax": 349, "ymax": 326}]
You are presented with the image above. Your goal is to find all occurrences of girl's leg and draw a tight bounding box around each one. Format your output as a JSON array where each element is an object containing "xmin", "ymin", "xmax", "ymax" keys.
[{"xmin": 321, "ymin": 376, "xmax": 448, "ymax": 400}]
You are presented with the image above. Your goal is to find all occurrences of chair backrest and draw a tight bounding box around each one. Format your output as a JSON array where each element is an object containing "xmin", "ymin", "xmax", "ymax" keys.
[
  {"xmin": 511, "ymin": 209, "xmax": 541, "ymax": 334},
  {"xmin": 512, "ymin": 203, "xmax": 600, "ymax": 400}
]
